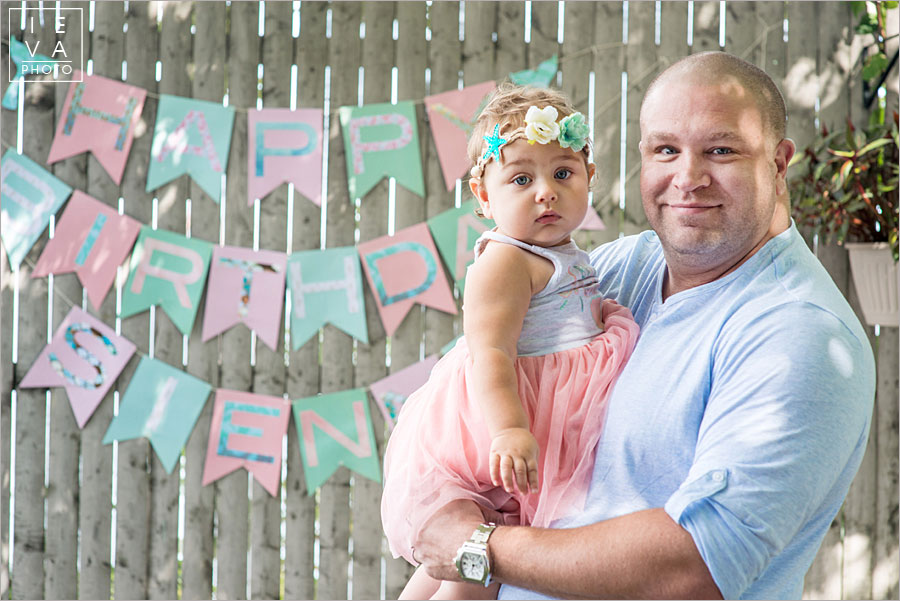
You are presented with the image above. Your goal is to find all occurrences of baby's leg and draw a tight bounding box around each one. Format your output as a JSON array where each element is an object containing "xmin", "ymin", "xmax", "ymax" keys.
[
  {"xmin": 432, "ymin": 580, "xmax": 500, "ymax": 600},
  {"xmin": 399, "ymin": 567, "xmax": 442, "ymax": 599}
]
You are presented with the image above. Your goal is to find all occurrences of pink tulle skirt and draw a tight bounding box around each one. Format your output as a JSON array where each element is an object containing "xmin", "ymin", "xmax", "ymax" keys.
[{"xmin": 381, "ymin": 300, "xmax": 639, "ymax": 564}]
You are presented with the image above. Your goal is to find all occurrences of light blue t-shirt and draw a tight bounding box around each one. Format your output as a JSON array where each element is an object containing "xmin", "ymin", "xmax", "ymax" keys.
[{"xmin": 499, "ymin": 224, "xmax": 875, "ymax": 600}]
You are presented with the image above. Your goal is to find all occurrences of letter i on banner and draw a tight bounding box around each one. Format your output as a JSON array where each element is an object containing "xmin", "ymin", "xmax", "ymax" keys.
[
  {"xmin": 248, "ymin": 108, "xmax": 324, "ymax": 206},
  {"xmin": 121, "ymin": 226, "xmax": 214, "ymax": 335},
  {"xmin": 202, "ymin": 389, "xmax": 292, "ymax": 496},
  {"xmin": 339, "ymin": 101, "xmax": 424, "ymax": 199},
  {"xmin": 292, "ymin": 388, "xmax": 381, "ymax": 494},
  {"xmin": 20, "ymin": 306, "xmax": 136, "ymax": 428},
  {"xmin": 1, "ymin": 149, "xmax": 73, "ymax": 269},
  {"xmin": 286, "ymin": 246, "xmax": 368, "ymax": 348},
  {"xmin": 47, "ymin": 72, "xmax": 147, "ymax": 185}
]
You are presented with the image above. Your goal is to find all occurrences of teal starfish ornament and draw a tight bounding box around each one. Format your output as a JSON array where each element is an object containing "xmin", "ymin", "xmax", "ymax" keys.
[{"xmin": 482, "ymin": 124, "xmax": 508, "ymax": 162}]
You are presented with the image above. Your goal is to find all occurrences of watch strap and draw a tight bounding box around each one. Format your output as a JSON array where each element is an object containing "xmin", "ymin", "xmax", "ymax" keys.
[{"xmin": 470, "ymin": 522, "xmax": 497, "ymax": 545}]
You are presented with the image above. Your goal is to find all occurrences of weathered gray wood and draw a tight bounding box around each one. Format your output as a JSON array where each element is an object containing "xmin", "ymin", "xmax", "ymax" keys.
[
  {"xmin": 759, "ymin": 2, "xmax": 787, "ymax": 87},
  {"xmin": 318, "ymin": 3, "xmax": 362, "ymax": 599},
  {"xmin": 382, "ymin": 4, "xmax": 427, "ymax": 598},
  {"xmin": 423, "ymin": 0, "xmax": 460, "ymax": 358},
  {"xmin": 463, "ymin": 1, "xmax": 496, "ymax": 86},
  {"xmin": 528, "ymin": 0, "xmax": 558, "ymax": 71},
  {"xmin": 590, "ymin": 1, "xmax": 624, "ymax": 245},
  {"xmin": 691, "ymin": 1, "xmax": 720, "ymax": 54},
  {"xmin": 816, "ymin": 2, "xmax": 853, "ymax": 133},
  {"xmin": 622, "ymin": 0, "xmax": 654, "ymax": 236},
  {"xmin": 250, "ymin": 2, "xmax": 292, "ymax": 598},
  {"xmin": 784, "ymin": 2, "xmax": 818, "ymax": 152},
  {"xmin": 495, "ymin": 1, "xmax": 525, "ymax": 80},
  {"xmin": 885, "ymin": 5, "xmax": 899, "ymax": 119},
  {"xmin": 12, "ymin": 7, "xmax": 56, "ymax": 597},
  {"xmin": 724, "ymin": 2, "xmax": 758, "ymax": 65},
  {"xmin": 873, "ymin": 326, "xmax": 899, "ymax": 600},
  {"xmin": 43, "ymin": 4, "xmax": 90, "ymax": 599},
  {"xmin": 351, "ymin": 4, "xmax": 394, "ymax": 598},
  {"xmin": 284, "ymin": 1, "xmax": 326, "ymax": 598}
]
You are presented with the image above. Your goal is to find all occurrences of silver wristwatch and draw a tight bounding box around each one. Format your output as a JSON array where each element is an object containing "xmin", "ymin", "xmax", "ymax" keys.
[{"xmin": 454, "ymin": 522, "xmax": 498, "ymax": 587}]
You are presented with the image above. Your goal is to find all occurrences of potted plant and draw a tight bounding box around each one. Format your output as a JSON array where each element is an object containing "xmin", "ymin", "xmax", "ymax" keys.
[{"xmin": 789, "ymin": 111, "xmax": 899, "ymax": 326}]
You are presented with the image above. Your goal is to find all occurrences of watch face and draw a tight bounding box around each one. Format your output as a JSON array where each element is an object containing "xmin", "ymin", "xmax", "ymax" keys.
[{"xmin": 460, "ymin": 551, "xmax": 486, "ymax": 581}]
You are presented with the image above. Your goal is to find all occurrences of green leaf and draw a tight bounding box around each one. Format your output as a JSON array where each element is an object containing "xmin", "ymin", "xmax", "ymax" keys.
[
  {"xmin": 862, "ymin": 53, "xmax": 889, "ymax": 81},
  {"xmin": 858, "ymin": 137, "xmax": 893, "ymax": 156},
  {"xmin": 851, "ymin": 0, "xmax": 868, "ymax": 16},
  {"xmin": 884, "ymin": 1, "xmax": 899, "ymax": 9},
  {"xmin": 829, "ymin": 148, "xmax": 856, "ymax": 158},
  {"xmin": 856, "ymin": 12, "xmax": 879, "ymax": 34}
]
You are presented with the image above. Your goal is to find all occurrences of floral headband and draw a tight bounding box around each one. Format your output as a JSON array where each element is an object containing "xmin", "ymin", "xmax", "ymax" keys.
[{"xmin": 470, "ymin": 105, "xmax": 591, "ymax": 179}]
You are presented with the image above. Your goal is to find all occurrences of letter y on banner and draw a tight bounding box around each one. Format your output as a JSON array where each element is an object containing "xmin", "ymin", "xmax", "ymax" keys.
[{"xmin": 293, "ymin": 389, "xmax": 380, "ymax": 494}]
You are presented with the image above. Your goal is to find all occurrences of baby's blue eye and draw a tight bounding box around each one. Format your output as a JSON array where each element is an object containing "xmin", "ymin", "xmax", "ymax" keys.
[
  {"xmin": 513, "ymin": 175, "xmax": 531, "ymax": 186},
  {"xmin": 555, "ymin": 169, "xmax": 572, "ymax": 180},
  {"xmin": 711, "ymin": 147, "xmax": 733, "ymax": 155}
]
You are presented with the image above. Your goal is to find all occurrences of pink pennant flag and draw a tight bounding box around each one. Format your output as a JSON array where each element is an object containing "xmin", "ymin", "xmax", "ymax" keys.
[
  {"xmin": 424, "ymin": 81, "xmax": 496, "ymax": 190},
  {"xmin": 32, "ymin": 191, "xmax": 141, "ymax": 311},
  {"xmin": 202, "ymin": 389, "xmax": 291, "ymax": 496},
  {"xmin": 358, "ymin": 223, "xmax": 457, "ymax": 337},
  {"xmin": 201, "ymin": 245, "xmax": 287, "ymax": 350},
  {"xmin": 369, "ymin": 355, "xmax": 439, "ymax": 430},
  {"xmin": 578, "ymin": 206, "xmax": 606, "ymax": 231},
  {"xmin": 47, "ymin": 71, "xmax": 147, "ymax": 185},
  {"xmin": 248, "ymin": 108, "xmax": 324, "ymax": 206},
  {"xmin": 20, "ymin": 306, "xmax": 136, "ymax": 428}
]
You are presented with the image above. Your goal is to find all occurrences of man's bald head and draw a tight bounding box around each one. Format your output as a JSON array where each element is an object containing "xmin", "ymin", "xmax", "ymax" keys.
[{"xmin": 642, "ymin": 52, "xmax": 787, "ymax": 143}]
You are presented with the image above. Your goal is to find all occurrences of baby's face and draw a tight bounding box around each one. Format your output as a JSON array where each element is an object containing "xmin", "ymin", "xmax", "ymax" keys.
[{"xmin": 474, "ymin": 139, "xmax": 594, "ymax": 248}]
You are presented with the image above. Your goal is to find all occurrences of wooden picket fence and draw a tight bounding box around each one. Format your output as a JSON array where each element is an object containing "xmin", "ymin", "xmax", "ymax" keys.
[{"xmin": 0, "ymin": 1, "xmax": 897, "ymax": 599}]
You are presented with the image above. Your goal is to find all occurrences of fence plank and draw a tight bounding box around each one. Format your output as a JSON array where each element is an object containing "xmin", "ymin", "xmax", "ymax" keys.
[
  {"xmin": 691, "ymin": 1, "xmax": 720, "ymax": 54},
  {"xmin": 42, "ymin": 4, "xmax": 90, "ymax": 599},
  {"xmin": 874, "ymin": 326, "xmax": 899, "ymax": 600},
  {"xmin": 528, "ymin": 0, "xmax": 558, "ymax": 72},
  {"xmin": 284, "ymin": 1, "xmax": 326, "ymax": 598},
  {"xmin": 496, "ymin": 1, "xmax": 525, "ymax": 79},
  {"xmin": 319, "ymin": 3, "xmax": 362, "ymax": 598},
  {"xmin": 423, "ymin": 0, "xmax": 460, "ymax": 358},
  {"xmin": 622, "ymin": 0, "xmax": 654, "ymax": 236}
]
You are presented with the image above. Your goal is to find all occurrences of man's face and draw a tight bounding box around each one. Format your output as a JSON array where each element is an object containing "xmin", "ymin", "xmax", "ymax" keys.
[{"xmin": 639, "ymin": 78, "xmax": 789, "ymax": 272}]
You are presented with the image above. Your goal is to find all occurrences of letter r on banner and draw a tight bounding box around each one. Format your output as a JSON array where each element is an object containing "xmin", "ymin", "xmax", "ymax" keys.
[
  {"xmin": 298, "ymin": 401, "xmax": 372, "ymax": 467},
  {"xmin": 130, "ymin": 237, "xmax": 205, "ymax": 308}
]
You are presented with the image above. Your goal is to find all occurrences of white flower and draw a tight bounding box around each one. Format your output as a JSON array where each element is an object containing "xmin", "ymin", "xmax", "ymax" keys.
[{"xmin": 524, "ymin": 105, "xmax": 560, "ymax": 145}]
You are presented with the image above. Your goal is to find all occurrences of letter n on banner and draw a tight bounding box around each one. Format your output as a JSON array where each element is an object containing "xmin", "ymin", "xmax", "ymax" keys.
[
  {"xmin": 292, "ymin": 388, "xmax": 380, "ymax": 493},
  {"xmin": 202, "ymin": 389, "xmax": 291, "ymax": 496},
  {"xmin": 121, "ymin": 226, "xmax": 213, "ymax": 335},
  {"xmin": 357, "ymin": 223, "xmax": 456, "ymax": 337}
]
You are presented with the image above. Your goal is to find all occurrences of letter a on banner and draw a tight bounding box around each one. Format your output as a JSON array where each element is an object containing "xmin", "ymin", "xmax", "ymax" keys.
[
  {"xmin": 121, "ymin": 226, "xmax": 213, "ymax": 335},
  {"xmin": 32, "ymin": 190, "xmax": 142, "ymax": 311},
  {"xmin": 1, "ymin": 149, "xmax": 73, "ymax": 269},
  {"xmin": 426, "ymin": 199, "xmax": 495, "ymax": 294},
  {"xmin": 339, "ymin": 101, "xmax": 424, "ymax": 199},
  {"xmin": 202, "ymin": 389, "xmax": 291, "ymax": 496},
  {"xmin": 286, "ymin": 246, "xmax": 368, "ymax": 348},
  {"xmin": 47, "ymin": 72, "xmax": 147, "ymax": 185},
  {"xmin": 20, "ymin": 306, "xmax": 136, "ymax": 428},
  {"xmin": 293, "ymin": 388, "xmax": 381, "ymax": 493},
  {"xmin": 248, "ymin": 108, "xmax": 323, "ymax": 206},
  {"xmin": 147, "ymin": 94, "xmax": 236, "ymax": 202},
  {"xmin": 358, "ymin": 223, "xmax": 456, "ymax": 337}
]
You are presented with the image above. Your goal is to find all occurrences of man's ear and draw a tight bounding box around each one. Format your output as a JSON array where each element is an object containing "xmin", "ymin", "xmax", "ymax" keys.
[
  {"xmin": 774, "ymin": 138, "xmax": 796, "ymax": 196},
  {"xmin": 469, "ymin": 177, "xmax": 491, "ymax": 218}
]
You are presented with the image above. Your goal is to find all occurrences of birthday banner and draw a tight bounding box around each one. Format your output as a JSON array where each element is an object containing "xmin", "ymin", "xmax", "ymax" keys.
[
  {"xmin": 293, "ymin": 388, "xmax": 381, "ymax": 494},
  {"xmin": 248, "ymin": 108, "xmax": 324, "ymax": 206},
  {"xmin": 47, "ymin": 72, "xmax": 147, "ymax": 185},
  {"xmin": 424, "ymin": 81, "xmax": 496, "ymax": 190},
  {"xmin": 147, "ymin": 94, "xmax": 236, "ymax": 201},
  {"xmin": 32, "ymin": 190, "xmax": 142, "ymax": 311},
  {"xmin": 201, "ymin": 245, "xmax": 287, "ymax": 350},
  {"xmin": 203, "ymin": 389, "xmax": 292, "ymax": 496},
  {"xmin": 20, "ymin": 306, "xmax": 136, "ymax": 428},
  {"xmin": 0, "ymin": 149, "xmax": 73, "ymax": 269},
  {"xmin": 358, "ymin": 222, "xmax": 457, "ymax": 337},
  {"xmin": 369, "ymin": 355, "xmax": 438, "ymax": 430},
  {"xmin": 339, "ymin": 101, "xmax": 425, "ymax": 199},
  {"xmin": 427, "ymin": 199, "xmax": 494, "ymax": 294},
  {"xmin": 121, "ymin": 226, "xmax": 214, "ymax": 335},
  {"xmin": 103, "ymin": 355, "xmax": 212, "ymax": 473},
  {"xmin": 287, "ymin": 246, "xmax": 369, "ymax": 348},
  {"xmin": 510, "ymin": 55, "xmax": 559, "ymax": 87}
]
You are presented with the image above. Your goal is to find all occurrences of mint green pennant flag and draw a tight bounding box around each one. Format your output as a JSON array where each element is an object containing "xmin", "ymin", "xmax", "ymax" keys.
[
  {"xmin": 147, "ymin": 94, "xmax": 236, "ymax": 202},
  {"xmin": 1, "ymin": 149, "xmax": 73, "ymax": 269},
  {"xmin": 339, "ymin": 101, "xmax": 424, "ymax": 199},
  {"xmin": 293, "ymin": 388, "xmax": 381, "ymax": 493},
  {"xmin": 426, "ymin": 199, "xmax": 494, "ymax": 294},
  {"xmin": 121, "ymin": 226, "xmax": 213, "ymax": 335},
  {"xmin": 287, "ymin": 246, "xmax": 368, "ymax": 348},
  {"xmin": 103, "ymin": 355, "xmax": 212, "ymax": 473},
  {"xmin": 509, "ymin": 55, "xmax": 558, "ymax": 88}
]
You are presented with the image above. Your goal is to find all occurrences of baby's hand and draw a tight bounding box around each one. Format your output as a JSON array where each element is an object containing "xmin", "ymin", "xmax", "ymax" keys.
[{"xmin": 489, "ymin": 427, "xmax": 539, "ymax": 495}]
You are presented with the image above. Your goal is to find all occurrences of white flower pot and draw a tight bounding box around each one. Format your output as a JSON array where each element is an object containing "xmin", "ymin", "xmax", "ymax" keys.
[{"xmin": 845, "ymin": 242, "xmax": 899, "ymax": 327}]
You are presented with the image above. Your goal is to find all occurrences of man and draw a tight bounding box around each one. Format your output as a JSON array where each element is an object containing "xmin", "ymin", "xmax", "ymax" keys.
[{"xmin": 413, "ymin": 52, "xmax": 876, "ymax": 599}]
